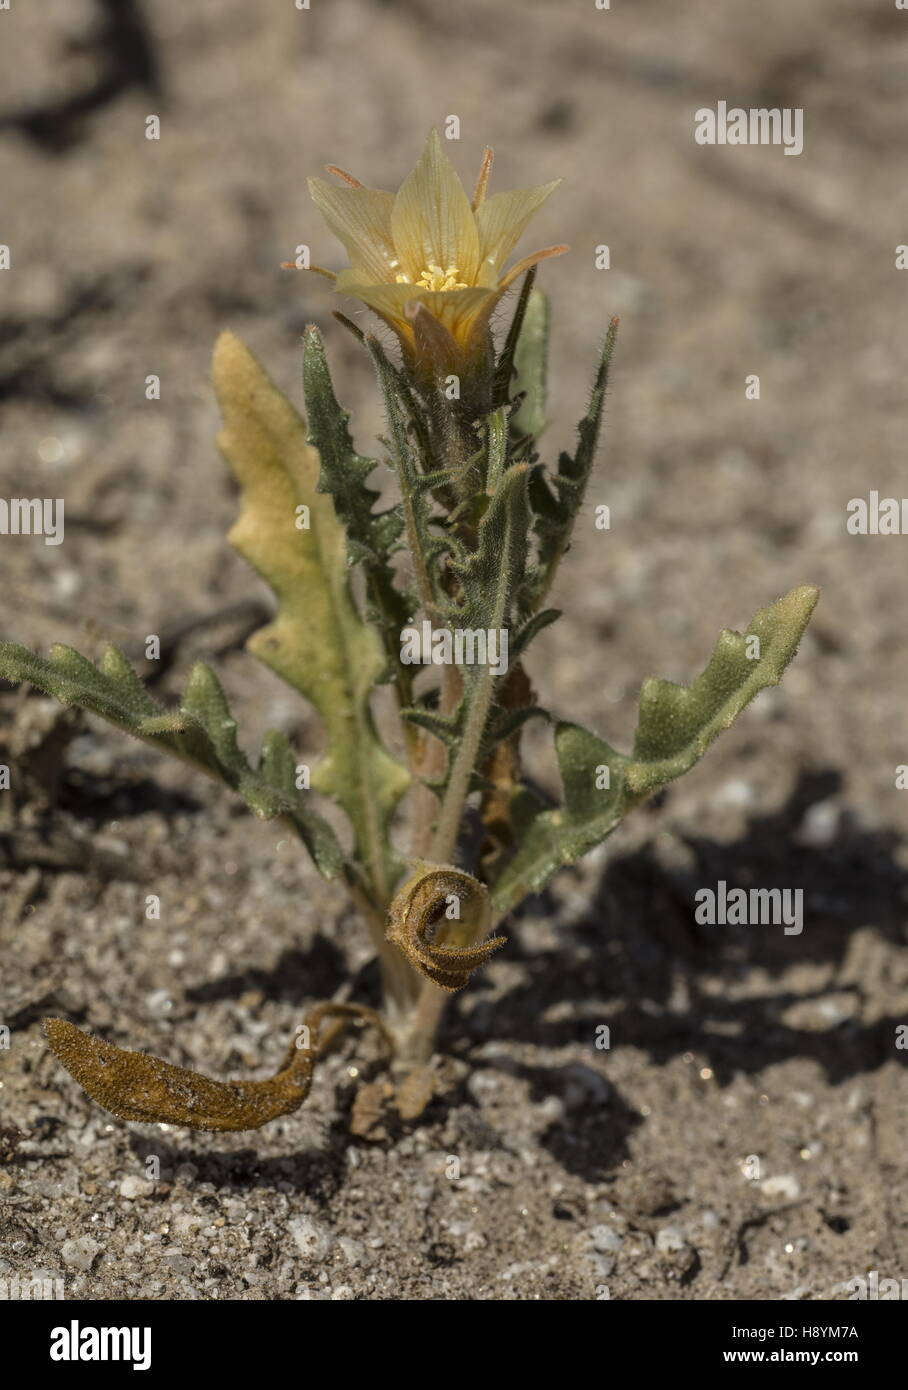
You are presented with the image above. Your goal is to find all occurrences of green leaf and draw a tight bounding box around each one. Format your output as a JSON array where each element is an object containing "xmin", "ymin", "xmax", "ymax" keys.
[
  {"xmin": 0, "ymin": 641, "xmax": 346, "ymax": 878},
  {"xmin": 510, "ymin": 607, "xmax": 561, "ymax": 663},
  {"xmin": 490, "ymin": 585, "xmax": 819, "ymax": 918},
  {"xmin": 212, "ymin": 331, "xmax": 409, "ymax": 903},
  {"xmin": 510, "ymin": 286, "xmax": 549, "ymax": 440},
  {"xmin": 427, "ymin": 464, "xmax": 532, "ymax": 860},
  {"xmin": 302, "ymin": 327, "xmax": 412, "ymax": 689},
  {"xmin": 492, "ymin": 266, "xmax": 538, "ymax": 412},
  {"xmin": 490, "ymin": 721, "xmax": 627, "ymax": 917},
  {"xmin": 366, "ymin": 333, "xmax": 451, "ymax": 619},
  {"xmin": 446, "ymin": 462, "xmax": 530, "ymax": 663},
  {"xmin": 482, "ymin": 406, "xmax": 508, "ymax": 496},
  {"xmin": 400, "ymin": 707, "xmax": 462, "ymax": 749},
  {"xmin": 530, "ymin": 317, "xmax": 619, "ymax": 607},
  {"xmin": 625, "ymin": 585, "xmax": 819, "ymax": 793}
]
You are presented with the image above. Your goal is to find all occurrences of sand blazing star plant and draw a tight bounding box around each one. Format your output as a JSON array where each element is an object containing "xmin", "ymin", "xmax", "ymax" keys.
[{"xmin": 0, "ymin": 131, "xmax": 818, "ymax": 1133}]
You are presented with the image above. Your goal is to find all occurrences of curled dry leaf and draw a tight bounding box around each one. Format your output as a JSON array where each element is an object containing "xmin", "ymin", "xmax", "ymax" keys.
[
  {"xmin": 386, "ymin": 864, "xmax": 505, "ymax": 991},
  {"xmin": 43, "ymin": 1003, "xmax": 389, "ymax": 1133}
]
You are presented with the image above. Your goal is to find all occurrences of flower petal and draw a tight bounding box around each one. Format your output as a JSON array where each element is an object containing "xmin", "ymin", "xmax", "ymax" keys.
[
  {"xmin": 414, "ymin": 285, "xmax": 497, "ymax": 342},
  {"xmin": 475, "ymin": 181, "xmax": 560, "ymax": 277},
  {"xmin": 334, "ymin": 275, "xmax": 496, "ymax": 349},
  {"xmin": 334, "ymin": 275, "xmax": 423, "ymax": 328},
  {"xmin": 391, "ymin": 129, "xmax": 480, "ymax": 285},
  {"xmin": 308, "ymin": 178, "xmax": 398, "ymax": 283}
]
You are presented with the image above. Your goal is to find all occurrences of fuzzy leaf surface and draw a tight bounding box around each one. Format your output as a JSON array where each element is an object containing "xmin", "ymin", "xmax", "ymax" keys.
[
  {"xmin": 213, "ymin": 330, "xmax": 408, "ymax": 901},
  {"xmin": 427, "ymin": 464, "xmax": 531, "ymax": 816},
  {"xmin": 367, "ymin": 334, "xmax": 451, "ymax": 616},
  {"xmin": 0, "ymin": 641, "xmax": 345, "ymax": 877},
  {"xmin": 302, "ymin": 327, "xmax": 411, "ymax": 674},
  {"xmin": 530, "ymin": 317, "xmax": 619, "ymax": 606},
  {"xmin": 490, "ymin": 585, "xmax": 819, "ymax": 917},
  {"xmin": 510, "ymin": 286, "xmax": 549, "ymax": 440}
]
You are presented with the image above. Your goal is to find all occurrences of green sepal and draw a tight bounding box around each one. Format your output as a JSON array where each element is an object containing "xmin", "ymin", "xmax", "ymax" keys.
[
  {"xmin": 510, "ymin": 285, "xmax": 549, "ymax": 440},
  {"xmin": 492, "ymin": 266, "xmax": 538, "ymax": 412}
]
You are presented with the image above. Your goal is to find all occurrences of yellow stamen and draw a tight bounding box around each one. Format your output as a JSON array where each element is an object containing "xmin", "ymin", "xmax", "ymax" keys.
[{"xmin": 413, "ymin": 263, "xmax": 468, "ymax": 292}]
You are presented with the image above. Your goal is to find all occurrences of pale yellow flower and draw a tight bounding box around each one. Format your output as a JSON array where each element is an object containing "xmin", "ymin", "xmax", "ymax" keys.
[{"xmin": 304, "ymin": 130, "xmax": 566, "ymax": 360}]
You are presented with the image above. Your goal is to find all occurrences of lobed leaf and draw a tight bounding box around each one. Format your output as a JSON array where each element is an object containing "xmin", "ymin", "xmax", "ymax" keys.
[
  {"xmin": 0, "ymin": 640, "xmax": 346, "ymax": 878},
  {"xmin": 490, "ymin": 585, "xmax": 819, "ymax": 918},
  {"xmin": 366, "ymin": 333, "xmax": 452, "ymax": 617},
  {"xmin": 426, "ymin": 463, "xmax": 531, "ymax": 833},
  {"xmin": 529, "ymin": 317, "xmax": 619, "ymax": 607},
  {"xmin": 302, "ymin": 327, "xmax": 412, "ymax": 684},
  {"xmin": 213, "ymin": 331, "xmax": 409, "ymax": 904}
]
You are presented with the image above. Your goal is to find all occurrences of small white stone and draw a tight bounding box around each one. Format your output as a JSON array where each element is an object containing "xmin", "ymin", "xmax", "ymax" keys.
[
  {"xmin": 289, "ymin": 1215, "xmax": 333, "ymax": 1262},
  {"xmin": 655, "ymin": 1224, "xmax": 687, "ymax": 1254},
  {"xmin": 61, "ymin": 1236, "xmax": 100, "ymax": 1272},
  {"xmin": 587, "ymin": 1252, "xmax": 616, "ymax": 1280},
  {"xmin": 588, "ymin": 1224, "xmax": 623, "ymax": 1253},
  {"xmin": 761, "ymin": 1174, "xmax": 801, "ymax": 1201},
  {"xmin": 173, "ymin": 1214, "xmax": 202, "ymax": 1237},
  {"xmin": 800, "ymin": 801, "xmax": 839, "ymax": 847},
  {"xmin": 715, "ymin": 779, "xmax": 756, "ymax": 808},
  {"xmin": 119, "ymin": 1176, "xmax": 155, "ymax": 1200},
  {"xmin": 337, "ymin": 1237, "xmax": 373, "ymax": 1267}
]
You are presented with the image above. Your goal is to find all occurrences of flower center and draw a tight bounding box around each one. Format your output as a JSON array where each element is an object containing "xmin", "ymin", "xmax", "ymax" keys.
[{"xmin": 396, "ymin": 263, "xmax": 468, "ymax": 292}]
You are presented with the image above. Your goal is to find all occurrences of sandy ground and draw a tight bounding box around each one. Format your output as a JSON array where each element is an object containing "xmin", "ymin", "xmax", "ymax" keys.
[{"xmin": 1, "ymin": 0, "xmax": 907, "ymax": 1300}]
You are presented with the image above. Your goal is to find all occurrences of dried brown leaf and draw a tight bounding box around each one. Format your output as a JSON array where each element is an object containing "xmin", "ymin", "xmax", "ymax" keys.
[
  {"xmin": 386, "ymin": 865, "xmax": 505, "ymax": 991},
  {"xmin": 44, "ymin": 1003, "xmax": 388, "ymax": 1133}
]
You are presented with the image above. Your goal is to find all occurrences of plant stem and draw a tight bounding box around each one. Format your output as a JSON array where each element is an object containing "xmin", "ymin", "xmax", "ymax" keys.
[
  {"xmin": 406, "ymin": 980, "xmax": 450, "ymax": 1065},
  {"xmin": 350, "ymin": 882, "xmax": 420, "ymax": 1018}
]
